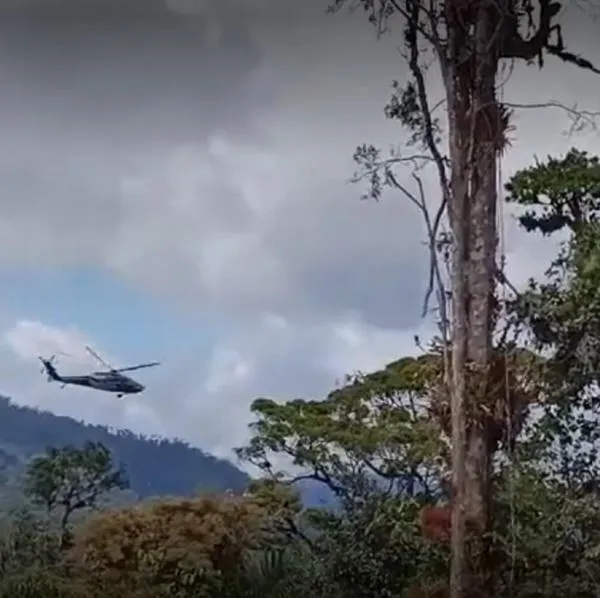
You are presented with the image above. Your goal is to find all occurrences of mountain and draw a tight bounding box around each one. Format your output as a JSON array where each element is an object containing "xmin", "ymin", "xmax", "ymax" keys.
[
  {"xmin": 0, "ymin": 396, "xmax": 249, "ymax": 502},
  {"xmin": 295, "ymin": 473, "xmax": 434, "ymax": 510},
  {"xmin": 295, "ymin": 479, "xmax": 337, "ymax": 508},
  {"xmin": 0, "ymin": 397, "xmax": 345, "ymax": 510}
]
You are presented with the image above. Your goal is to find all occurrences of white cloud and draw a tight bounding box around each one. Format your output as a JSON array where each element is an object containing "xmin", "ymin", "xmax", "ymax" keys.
[
  {"xmin": 0, "ymin": 316, "xmax": 430, "ymax": 460},
  {"xmin": 4, "ymin": 320, "xmax": 92, "ymax": 365},
  {"xmin": 204, "ymin": 347, "xmax": 253, "ymax": 394},
  {"xmin": 153, "ymin": 312, "xmax": 432, "ymax": 458},
  {"xmin": 1, "ymin": 320, "xmax": 168, "ymax": 439}
]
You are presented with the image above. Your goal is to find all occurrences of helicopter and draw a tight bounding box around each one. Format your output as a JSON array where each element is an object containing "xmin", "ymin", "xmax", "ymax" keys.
[{"xmin": 38, "ymin": 345, "xmax": 161, "ymax": 398}]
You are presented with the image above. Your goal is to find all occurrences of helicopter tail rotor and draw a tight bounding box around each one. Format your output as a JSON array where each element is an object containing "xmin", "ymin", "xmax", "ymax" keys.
[
  {"xmin": 38, "ymin": 355, "xmax": 55, "ymax": 380},
  {"xmin": 38, "ymin": 352, "xmax": 68, "ymax": 382}
]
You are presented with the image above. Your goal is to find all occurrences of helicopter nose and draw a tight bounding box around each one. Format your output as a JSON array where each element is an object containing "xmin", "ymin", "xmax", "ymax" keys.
[{"xmin": 134, "ymin": 383, "xmax": 145, "ymax": 393}]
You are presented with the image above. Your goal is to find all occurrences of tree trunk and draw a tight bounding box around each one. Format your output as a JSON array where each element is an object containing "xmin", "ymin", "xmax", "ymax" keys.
[{"xmin": 445, "ymin": 3, "xmax": 501, "ymax": 597}]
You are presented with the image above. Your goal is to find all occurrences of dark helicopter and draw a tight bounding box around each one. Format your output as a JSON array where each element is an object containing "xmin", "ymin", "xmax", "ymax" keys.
[{"xmin": 39, "ymin": 345, "xmax": 160, "ymax": 399}]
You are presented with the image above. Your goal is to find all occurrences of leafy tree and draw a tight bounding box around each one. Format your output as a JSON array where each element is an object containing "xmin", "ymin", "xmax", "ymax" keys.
[
  {"xmin": 237, "ymin": 356, "xmax": 447, "ymax": 502},
  {"xmin": 23, "ymin": 441, "xmax": 128, "ymax": 547},
  {"xmin": 238, "ymin": 347, "xmax": 542, "ymax": 498},
  {"xmin": 222, "ymin": 544, "xmax": 317, "ymax": 598},
  {"xmin": 245, "ymin": 478, "xmax": 309, "ymax": 547},
  {"xmin": 0, "ymin": 507, "xmax": 72, "ymax": 598},
  {"xmin": 505, "ymin": 149, "xmax": 600, "ymax": 488},
  {"xmin": 312, "ymin": 492, "xmax": 446, "ymax": 598},
  {"xmin": 0, "ymin": 507, "xmax": 60, "ymax": 572},
  {"xmin": 247, "ymin": 475, "xmax": 446, "ymax": 597},
  {"xmin": 237, "ymin": 343, "xmax": 547, "ymax": 596},
  {"xmin": 70, "ymin": 491, "xmax": 299, "ymax": 598},
  {"xmin": 488, "ymin": 464, "xmax": 600, "ymax": 598}
]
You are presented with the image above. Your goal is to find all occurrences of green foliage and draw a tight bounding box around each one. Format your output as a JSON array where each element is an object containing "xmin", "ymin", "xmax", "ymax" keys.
[
  {"xmin": 491, "ymin": 466, "xmax": 600, "ymax": 597},
  {"xmin": 236, "ymin": 357, "xmax": 453, "ymax": 597},
  {"xmin": 24, "ymin": 441, "xmax": 128, "ymax": 546},
  {"xmin": 505, "ymin": 149, "xmax": 600, "ymax": 236},
  {"xmin": 0, "ymin": 507, "xmax": 60, "ymax": 572},
  {"xmin": 505, "ymin": 149, "xmax": 600, "ymax": 486},
  {"xmin": 312, "ymin": 493, "xmax": 445, "ymax": 598},
  {"xmin": 236, "ymin": 356, "xmax": 445, "ymax": 499},
  {"xmin": 244, "ymin": 479, "xmax": 306, "ymax": 545},
  {"xmin": 24, "ymin": 442, "xmax": 128, "ymax": 513},
  {"xmin": 0, "ymin": 508, "xmax": 71, "ymax": 598},
  {"xmin": 484, "ymin": 148, "xmax": 600, "ymax": 595},
  {"xmin": 222, "ymin": 545, "xmax": 316, "ymax": 598}
]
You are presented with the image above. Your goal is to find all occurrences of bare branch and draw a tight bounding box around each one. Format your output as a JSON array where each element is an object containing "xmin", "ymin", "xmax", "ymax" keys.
[
  {"xmin": 388, "ymin": 0, "xmax": 438, "ymax": 46},
  {"xmin": 350, "ymin": 154, "xmax": 434, "ymax": 185},
  {"xmin": 495, "ymin": 267, "xmax": 521, "ymax": 300},
  {"xmin": 504, "ymin": 100, "xmax": 600, "ymax": 135},
  {"xmin": 349, "ymin": 4, "xmax": 452, "ymax": 332},
  {"xmin": 499, "ymin": 0, "xmax": 562, "ymax": 61},
  {"xmin": 405, "ymin": 0, "xmax": 450, "ymax": 211},
  {"xmin": 413, "ymin": 173, "xmax": 448, "ymax": 326},
  {"xmin": 403, "ymin": 0, "xmax": 451, "ymax": 346},
  {"xmin": 326, "ymin": 0, "xmax": 438, "ymax": 45},
  {"xmin": 378, "ymin": 167, "xmax": 449, "ymax": 339}
]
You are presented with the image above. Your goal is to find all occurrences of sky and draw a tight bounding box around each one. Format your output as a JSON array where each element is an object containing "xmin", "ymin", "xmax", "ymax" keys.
[{"xmin": 0, "ymin": 0, "xmax": 598, "ymax": 465}]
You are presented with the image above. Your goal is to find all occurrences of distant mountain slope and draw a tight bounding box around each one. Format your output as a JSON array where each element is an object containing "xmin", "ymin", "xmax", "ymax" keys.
[{"xmin": 0, "ymin": 396, "xmax": 249, "ymax": 499}]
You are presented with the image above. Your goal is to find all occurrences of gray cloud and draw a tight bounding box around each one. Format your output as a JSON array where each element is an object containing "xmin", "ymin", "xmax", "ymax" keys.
[
  {"xmin": 0, "ymin": 0, "xmax": 264, "ymax": 144},
  {"xmin": 0, "ymin": 0, "xmax": 432, "ymax": 332},
  {"xmin": 0, "ymin": 0, "xmax": 597, "ymax": 317}
]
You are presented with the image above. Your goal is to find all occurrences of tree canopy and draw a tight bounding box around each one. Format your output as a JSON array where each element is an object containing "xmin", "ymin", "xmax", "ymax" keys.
[
  {"xmin": 24, "ymin": 442, "xmax": 128, "ymax": 548},
  {"xmin": 69, "ymin": 491, "xmax": 300, "ymax": 598}
]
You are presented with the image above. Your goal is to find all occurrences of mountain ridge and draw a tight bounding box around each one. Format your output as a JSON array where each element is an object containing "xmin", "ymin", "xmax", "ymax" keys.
[
  {"xmin": 0, "ymin": 395, "xmax": 250, "ymax": 499},
  {"xmin": 0, "ymin": 395, "xmax": 337, "ymax": 509}
]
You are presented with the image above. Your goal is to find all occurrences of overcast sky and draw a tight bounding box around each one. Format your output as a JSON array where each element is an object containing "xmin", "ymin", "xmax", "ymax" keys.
[{"xmin": 0, "ymin": 0, "xmax": 598, "ymax": 464}]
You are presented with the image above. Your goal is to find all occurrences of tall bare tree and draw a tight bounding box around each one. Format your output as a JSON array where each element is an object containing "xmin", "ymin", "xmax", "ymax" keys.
[{"xmin": 330, "ymin": 0, "xmax": 598, "ymax": 595}]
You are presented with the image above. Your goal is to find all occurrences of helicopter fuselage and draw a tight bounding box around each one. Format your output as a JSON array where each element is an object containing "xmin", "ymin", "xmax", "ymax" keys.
[
  {"xmin": 72, "ymin": 371, "xmax": 144, "ymax": 395},
  {"xmin": 40, "ymin": 359, "xmax": 144, "ymax": 396}
]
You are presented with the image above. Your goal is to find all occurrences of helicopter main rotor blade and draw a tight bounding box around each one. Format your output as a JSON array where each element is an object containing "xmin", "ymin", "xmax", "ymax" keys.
[
  {"xmin": 85, "ymin": 345, "xmax": 114, "ymax": 371},
  {"xmin": 115, "ymin": 362, "xmax": 161, "ymax": 373}
]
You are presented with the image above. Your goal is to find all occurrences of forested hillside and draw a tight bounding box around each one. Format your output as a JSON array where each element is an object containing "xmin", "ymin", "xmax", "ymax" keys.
[{"xmin": 0, "ymin": 396, "xmax": 249, "ymax": 502}]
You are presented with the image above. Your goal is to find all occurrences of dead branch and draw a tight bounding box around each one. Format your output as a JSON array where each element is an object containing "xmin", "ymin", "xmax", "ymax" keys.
[
  {"xmin": 405, "ymin": 0, "xmax": 451, "ymax": 217},
  {"xmin": 326, "ymin": 0, "xmax": 437, "ymax": 45},
  {"xmin": 503, "ymin": 100, "xmax": 600, "ymax": 135},
  {"xmin": 377, "ymin": 168, "xmax": 449, "ymax": 340},
  {"xmin": 403, "ymin": 2, "xmax": 454, "ymax": 427},
  {"xmin": 413, "ymin": 174, "xmax": 448, "ymax": 322},
  {"xmin": 499, "ymin": 0, "xmax": 562, "ymax": 62},
  {"xmin": 495, "ymin": 267, "xmax": 521, "ymax": 300},
  {"xmin": 352, "ymin": 154, "xmax": 435, "ymax": 181},
  {"xmin": 388, "ymin": 0, "xmax": 438, "ymax": 46}
]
